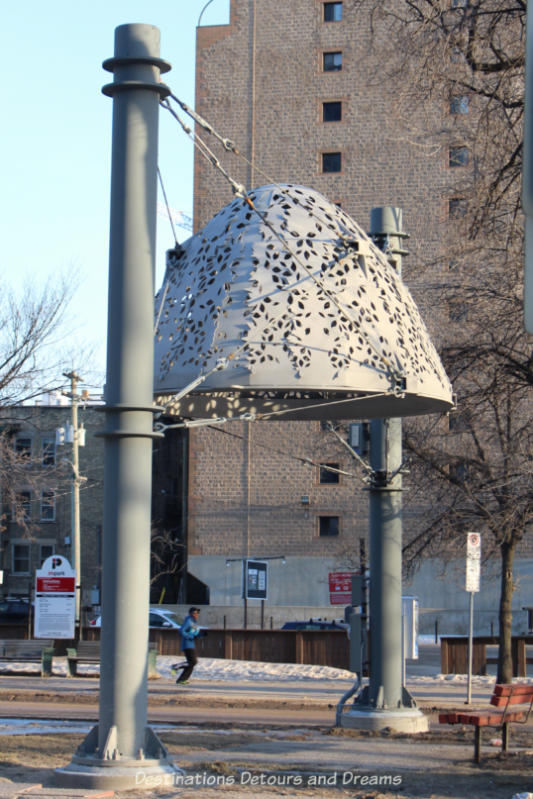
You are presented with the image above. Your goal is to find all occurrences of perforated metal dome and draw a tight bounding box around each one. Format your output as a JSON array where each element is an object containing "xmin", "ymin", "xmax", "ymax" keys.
[{"xmin": 154, "ymin": 184, "xmax": 453, "ymax": 420}]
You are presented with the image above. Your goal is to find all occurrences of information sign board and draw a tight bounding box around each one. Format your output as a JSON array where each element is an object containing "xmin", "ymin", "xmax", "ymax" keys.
[
  {"xmin": 466, "ymin": 532, "xmax": 481, "ymax": 593},
  {"xmin": 244, "ymin": 559, "xmax": 268, "ymax": 600},
  {"xmin": 34, "ymin": 555, "xmax": 76, "ymax": 638},
  {"xmin": 328, "ymin": 571, "xmax": 356, "ymax": 605}
]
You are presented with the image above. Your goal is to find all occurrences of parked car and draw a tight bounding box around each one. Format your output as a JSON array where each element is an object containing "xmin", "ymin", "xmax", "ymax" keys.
[
  {"xmin": 0, "ymin": 598, "xmax": 31, "ymax": 625},
  {"xmin": 281, "ymin": 619, "xmax": 348, "ymax": 632},
  {"xmin": 90, "ymin": 607, "xmax": 183, "ymax": 629}
]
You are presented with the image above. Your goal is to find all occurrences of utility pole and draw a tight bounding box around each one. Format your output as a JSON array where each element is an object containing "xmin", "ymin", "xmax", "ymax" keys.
[
  {"xmin": 55, "ymin": 24, "xmax": 176, "ymax": 789},
  {"xmin": 341, "ymin": 207, "xmax": 428, "ymax": 733},
  {"xmin": 63, "ymin": 371, "xmax": 84, "ymax": 635}
]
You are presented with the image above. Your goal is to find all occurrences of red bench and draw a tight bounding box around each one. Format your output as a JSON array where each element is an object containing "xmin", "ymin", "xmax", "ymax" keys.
[{"xmin": 439, "ymin": 683, "xmax": 533, "ymax": 763}]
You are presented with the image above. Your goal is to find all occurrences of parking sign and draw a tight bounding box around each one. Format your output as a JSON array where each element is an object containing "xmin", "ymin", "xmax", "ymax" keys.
[{"xmin": 466, "ymin": 533, "xmax": 481, "ymax": 593}]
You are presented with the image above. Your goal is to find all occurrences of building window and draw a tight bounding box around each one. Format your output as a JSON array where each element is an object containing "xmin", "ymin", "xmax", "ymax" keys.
[
  {"xmin": 448, "ymin": 299, "xmax": 468, "ymax": 321},
  {"xmin": 449, "ymin": 197, "xmax": 467, "ymax": 218},
  {"xmin": 41, "ymin": 437, "xmax": 56, "ymax": 467},
  {"xmin": 322, "ymin": 152, "xmax": 342, "ymax": 173},
  {"xmin": 320, "ymin": 464, "xmax": 340, "ymax": 484},
  {"xmin": 450, "ymin": 462, "xmax": 469, "ymax": 482},
  {"xmin": 450, "ymin": 95, "xmax": 469, "ymax": 115},
  {"xmin": 449, "ymin": 146, "xmax": 469, "ymax": 167},
  {"xmin": 40, "ymin": 490, "xmax": 56, "ymax": 521},
  {"xmin": 319, "ymin": 516, "xmax": 339, "ymax": 537},
  {"xmin": 323, "ymin": 101, "xmax": 342, "ymax": 122},
  {"xmin": 449, "ymin": 411, "xmax": 471, "ymax": 432},
  {"xmin": 39, "ymin": 543, "xmax": 54, "ymax": 564},
  {"xmin": 323, "ymin": 52, "xmax": 342, "ymax": 72},
  {"xmin": 12, "ymin": 542, "xmax": 30, "ymax": 574},
  {"xmin": 450, "ymin": 47, "xmax": 464, "ymax": 63},
  {"xmin": 13, "ymin": 490, "xmax": 31, "ymax": 522},
  {"xmin": 14, "ymin": 437, "xmax": 32, "ymax": 461},
  {"xmin": 324, "ymin": 2, "xmax": 343, "ymax": 22}
]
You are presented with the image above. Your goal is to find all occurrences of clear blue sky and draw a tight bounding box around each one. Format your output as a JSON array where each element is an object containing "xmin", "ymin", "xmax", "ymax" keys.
[{"xmin": 0, "ymin": 1, "xmax": 230, "ymax": 389}]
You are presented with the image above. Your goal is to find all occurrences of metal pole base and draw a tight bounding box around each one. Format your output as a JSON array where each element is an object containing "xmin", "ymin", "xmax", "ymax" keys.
[
  {"xmin": 53, "ymin": 725, "xmax": 182, "ymax": 790},
  {"xmin": 339, "ymin": 685, "xmax": 429, "ymax": 733},
  {"xmin": 339, "ymin": 706, "xmax": 429, "ymax": 733}
]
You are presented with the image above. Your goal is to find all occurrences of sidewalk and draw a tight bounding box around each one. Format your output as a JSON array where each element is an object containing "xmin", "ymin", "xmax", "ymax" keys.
[{"xmin": 0, "ymin": 671, "xmax": 499, "ymax": 719}]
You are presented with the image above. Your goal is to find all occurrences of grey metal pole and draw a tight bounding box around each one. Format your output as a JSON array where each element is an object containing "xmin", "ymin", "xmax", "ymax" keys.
[
  {"xmin": 64, "ymin": 370, "xmax": 82, "ymax": 636},
  {"xmin": 55, "ymin": 24, "xmax": 176, "ymax": 788},
  {"xmin": 341, "ymin": 208, "xmax": 427, "ymax": 732},
  {"xmin": 71, "ymin": 373, "xmax": 81, "ymax": 633},
  {"xmin": 368, "ymin": 415, "xmax": 403, "ymax": 708},
  {"xmin": 467, "ymin": 591, "xmax": 474, "ymax": 704},
  {"xmin": 367, "ymin": 207, "xmax": 406, "ymax": 710},
  {"xmin": 99, "ymin": 22, "xmax": 170, "ymax": 759}
]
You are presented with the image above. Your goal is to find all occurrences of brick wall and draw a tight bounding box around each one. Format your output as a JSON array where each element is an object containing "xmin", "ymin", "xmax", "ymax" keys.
[
  {"xmin": 188, "ymin": 419, "xmax": 368, "ymax": 559},
  {"xmin": 0, "ymin": 405, "xmax": 105, "ymax": 603},
  {"xmin": 190, "ymin": 0, "xmax": 444, "ymax": 572},
  {"xmin": 189, "ymin": 0, "xmax": 532, "ymax": 596}
]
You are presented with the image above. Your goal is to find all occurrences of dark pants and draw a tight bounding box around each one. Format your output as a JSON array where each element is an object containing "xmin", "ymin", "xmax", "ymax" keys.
[{"xmin": 178, "ymin": 648, "xmax": 197, "ymax": 682}]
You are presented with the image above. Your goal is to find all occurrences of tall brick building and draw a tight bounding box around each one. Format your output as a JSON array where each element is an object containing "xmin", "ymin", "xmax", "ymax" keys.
[
  {"xmin": 180, "ymin": 0, "xmax": 533, "ymax": 632},
  {"xmin": 193, "ymin": 0, "xmax": 449, "ymax": 277},
  {"xmin": 180, "ymin": 0, "xmax": 446, "ymax": 612}
]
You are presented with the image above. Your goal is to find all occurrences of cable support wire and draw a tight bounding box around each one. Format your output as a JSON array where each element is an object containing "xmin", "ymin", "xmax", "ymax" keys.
[
  {"xmin": 165, "ymin": 94, "xmax": 359, "ymax": 251},
  {"xmin": 256, "ymin": 391, "xmax": 397, "ymax": 421},
  {"xmin": 159, "ymin": 92, "xmax": 406, "ymax": 405},
  {"xmin": 157, "ymin": 168, "xmax": 178, "ymax": 248},
  {"xmin": 324, "ymin": 421, "xmax": 374, "ymax": 478},
  {"xmin": 169, "ymin": 93, "xmax": 240, "ymax": 156},
  {"xmin": 159, "ymin": 389, "xmax": 397, "ymax": 430},
  {"xmin": 160, "ymin": 98, "xmax": 245, "ymax": 198},
  {"xmin": 156, "ymin": 416, "xmax": 358, "ymax": 479}
]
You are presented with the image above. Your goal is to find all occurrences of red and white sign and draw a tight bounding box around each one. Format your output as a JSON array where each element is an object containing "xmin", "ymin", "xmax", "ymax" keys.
[
  {"xmin": 466, "ymin": 532, "xmax": 481, "ymax": 593},
  {"xmin": 36, "ymin": 576, "xmax": 75, "ymax": 593},
  {"xmin": 328, "ymin": 571, "xmax": 356, "ymax": 605},
  {"xmin": 34, "ymin": 556, "xmax": 76, "ymax": 639}
]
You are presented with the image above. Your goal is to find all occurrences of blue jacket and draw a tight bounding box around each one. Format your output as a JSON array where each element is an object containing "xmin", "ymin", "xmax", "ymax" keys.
[{"xmin": 180, "ymin": 614, "xmax": 200, "ymax": 650}]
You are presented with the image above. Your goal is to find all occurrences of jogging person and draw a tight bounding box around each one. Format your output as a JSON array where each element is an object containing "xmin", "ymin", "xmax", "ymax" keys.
[{"xmin": 175, "ymin": 607, "xmax": 201, "ymax": 684}]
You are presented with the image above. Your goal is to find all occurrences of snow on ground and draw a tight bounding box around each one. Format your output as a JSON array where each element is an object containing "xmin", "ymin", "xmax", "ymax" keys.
[
  {"xmin": 159, "ymin": 657, "xmax": 354, "ymax": 681},
  {"xmin": 0, "ymin": 656, "xmax": 354, "ymax": 681},
  {"xmin": 0, "ymin": 654, "xmax": 529, "ymax": 685},
  {"xmin": 0, "ymin": 636, "xmax": 529, "ymax": 683}
]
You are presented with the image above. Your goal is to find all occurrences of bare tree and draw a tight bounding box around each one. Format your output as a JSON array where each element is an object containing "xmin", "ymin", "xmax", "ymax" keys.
[
  {"xmin": 150, "ymin": 527, "xmax": 186, "ymax": 604},
  {"xmin": 0, "ymin": 274, "xmax": 80, "ymax": 575},
  {"xmin": 0, "ymin": 276, "xmax": 77, "ymax": 405},
  {"xmin": 403, "ymin": 311, "xmax": 532, "ymax": 681},
  {"xmin": 356, "ymin": 0, "xmax": 531, "ymax": 681}
]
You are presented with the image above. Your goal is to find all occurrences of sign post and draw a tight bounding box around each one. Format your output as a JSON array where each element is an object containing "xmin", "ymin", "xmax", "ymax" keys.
[
  {"xmin": 466, "ymin": 532, "xmax": 481, "ymax": 704},
  {"xmin": 328, "ymin": 571, "xmax": 357, "ymax": 605},
  {"xmin": 244, "ymin": 559, "xmax": 268, "ymax": 600},
  {"xmin": 34, "ymin": 556, "xmax": 76, "ymax": 639}
]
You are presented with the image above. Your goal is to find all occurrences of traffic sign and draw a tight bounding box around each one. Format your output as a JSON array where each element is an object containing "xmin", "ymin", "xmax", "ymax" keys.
[{"xmin": 466, "ymin": 532, "xmax": 481, "ymax": 593}]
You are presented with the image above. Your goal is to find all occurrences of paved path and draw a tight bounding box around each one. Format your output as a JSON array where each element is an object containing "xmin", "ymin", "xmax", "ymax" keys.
[
  {"xmin": 0, "ymin": 672, "xmax": 497, "ymax": 716},
  {"xmin": 0, "ymin": 646, "xmax": 528, "ymax": 799}
]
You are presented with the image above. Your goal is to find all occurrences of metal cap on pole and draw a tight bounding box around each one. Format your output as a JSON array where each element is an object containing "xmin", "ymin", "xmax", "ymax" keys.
[{"xmin": 55, "ymin": 24, "xmax": 178, "ymax": 789}]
